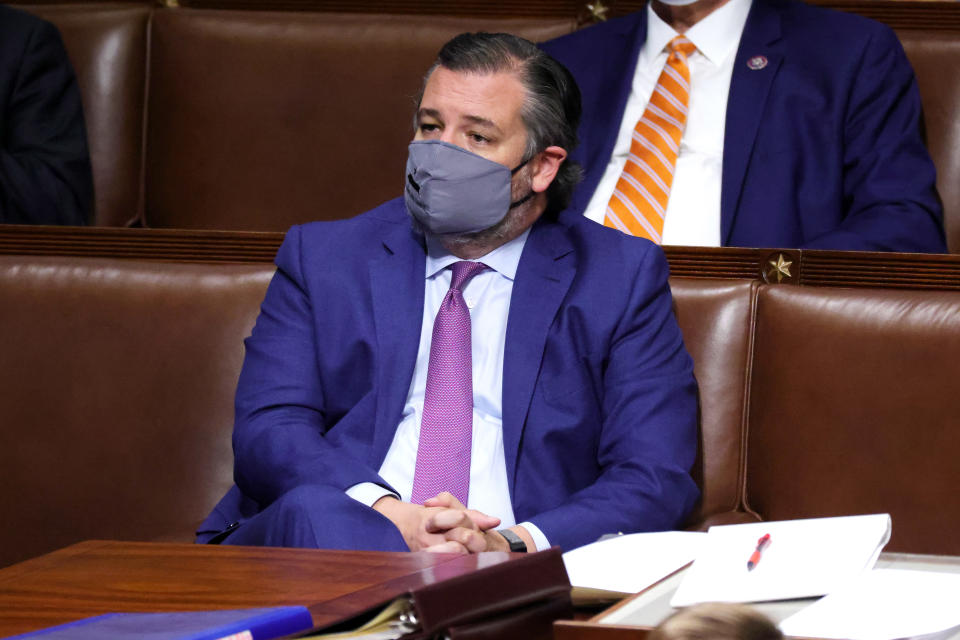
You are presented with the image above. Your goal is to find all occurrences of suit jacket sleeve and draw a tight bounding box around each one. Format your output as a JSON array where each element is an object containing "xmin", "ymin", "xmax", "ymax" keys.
[
  {"xmin": 804, "ymin": 25, "xmax": 945, "ymax": 252},
  {"xmin": 526, "ymin": 242, "xmax": 699, "ymax": 550},
  {"xmin": 231, "ymin": 226, "xmax": 390, "ymax": 508},
  {"xmin": 0, "ymin": 16, "xmax": 93, "ymax": 225}
]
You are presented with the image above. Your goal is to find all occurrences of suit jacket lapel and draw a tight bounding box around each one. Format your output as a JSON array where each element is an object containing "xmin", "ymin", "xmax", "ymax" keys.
[
  {"xmin": 369, "ymin": 221, "xmax": 426, "ymax": 465},
  {"xmin": 502, "ymin": 217, "xmax": 576, "ymax": 493},
  {"xmin": 569, "ymin": 13, "xmax": 648, "ymax": 217},
  {"xmin": 721, "ymin": 0, "xmax": 784, "ymax": 244}
]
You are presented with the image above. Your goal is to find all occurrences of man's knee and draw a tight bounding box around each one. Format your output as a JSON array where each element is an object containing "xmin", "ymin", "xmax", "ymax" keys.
[
  {"xmin": 229, "ymin": 484, "xmax": 408, "ymax": 552},
  {"xmin": 273, "ymin": 484, "xmax": 344, "ymax": 520}
]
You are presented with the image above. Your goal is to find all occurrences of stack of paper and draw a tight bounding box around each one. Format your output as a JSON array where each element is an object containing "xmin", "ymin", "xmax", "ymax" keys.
[
  {"xmin": 779, "ymin": 568, "xmax": 960, "ymax": 640},
  {"xmin": 562, "ymin": 531, "xmax": 706, "ymax": 604},
  {"xmin": 670, "ymin": 514, "xmax": 891, "ymax": 607}
]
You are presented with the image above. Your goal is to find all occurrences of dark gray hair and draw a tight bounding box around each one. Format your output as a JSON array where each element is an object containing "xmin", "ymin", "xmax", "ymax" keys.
[{"xmin": 421, "ymin": 32, "xmax": 583, "ymax": 214}]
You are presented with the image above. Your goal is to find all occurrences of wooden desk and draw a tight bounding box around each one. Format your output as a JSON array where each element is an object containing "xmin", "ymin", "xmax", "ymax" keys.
[{"xmin": 0, "ymin": 540, "xmax": 507, "ymax": 637}]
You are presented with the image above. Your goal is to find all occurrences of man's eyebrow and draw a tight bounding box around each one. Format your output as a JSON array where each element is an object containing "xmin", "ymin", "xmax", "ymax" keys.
[
  {"xmin": 416, "ymin": 108, "xmax": 443, "ymax": 124},
  {"xmin": 464, "ymin": 114, "xmax": 502, "ymax": 134},
  {"xmin": 416, "ymin": 108, "xmax": 503, "ymax": 135}
]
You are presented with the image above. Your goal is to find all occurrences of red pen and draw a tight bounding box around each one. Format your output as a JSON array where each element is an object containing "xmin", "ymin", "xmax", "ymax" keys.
[{"xmin": 747, "ymin": 533, "xmax": 771, "ymax": 571}]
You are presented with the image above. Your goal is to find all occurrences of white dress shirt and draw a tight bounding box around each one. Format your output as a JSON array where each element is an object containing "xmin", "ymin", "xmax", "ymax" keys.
[
  {"xmin": 347, "ymin": 228, "xmax": 549, "ymax": 552},
  {"xmin": 582, "ymin": 0, "xmax": 752, "ymax": 246}
]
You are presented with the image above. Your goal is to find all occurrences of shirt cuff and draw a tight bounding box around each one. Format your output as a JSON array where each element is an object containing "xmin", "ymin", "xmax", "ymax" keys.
[
  {"xmin": 517, "ymin": 521, "xmax": 550, "ymax": 552},
  {"xmin": 345, "ymin": 482, "xmax": 399, "ymax": 508}
]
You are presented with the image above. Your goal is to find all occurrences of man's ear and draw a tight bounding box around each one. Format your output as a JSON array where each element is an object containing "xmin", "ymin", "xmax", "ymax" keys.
[{"xmin": 530, "ymin": 146, "xmax": 568, "ymax": 193}]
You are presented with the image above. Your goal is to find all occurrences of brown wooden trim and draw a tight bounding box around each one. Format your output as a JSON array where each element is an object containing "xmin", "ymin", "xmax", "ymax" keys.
[
  {"xmin": 0, "ymin": 225, "xmax": 284, "ymax": 264},
  {"xmin": 662, "ymin": 246, "xmax": 768, "ymax": 280},
  {"xmin": 554, "ymin": 620, "xmax": 651, "ymax": 640},
  {"xmin": 155, "ymin": 0, "xmax": 960, "ymax": 32},
  {"xmin": 799, "ymin": 250, "xmax": 960, "ymax": 290},
  {"xmin": 5, "ymin": 226, "xmax": 960, "ymax": 291},
  {"xmin": 11, "ymin": 0, "xmax": 960, "ymax": 31},
  {"xmin": 614, "ymin": 0, "xmax": 960, "ymax": 30},
  {"xmin": 172, "ymin": 0, "xmax": 588, "ymax": 17}
]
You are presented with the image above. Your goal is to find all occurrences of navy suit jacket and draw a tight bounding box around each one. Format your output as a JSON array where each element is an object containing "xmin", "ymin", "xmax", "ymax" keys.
[
  {"xmin": 0, "ymin": 5, "xmax": 92, "ymax": 225},
  {"xmin": 540, "ymin": 0, "xmax": 946, "ymax": 252},
  {"xmin": 199, "ymin": 199, "xmax": 699, "ymax": 551}
]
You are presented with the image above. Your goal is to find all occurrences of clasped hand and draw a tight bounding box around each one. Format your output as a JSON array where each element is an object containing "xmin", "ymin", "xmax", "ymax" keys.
[{"xmin": 372, "ymin": 492, "xmax": 509, "ymax": 554}]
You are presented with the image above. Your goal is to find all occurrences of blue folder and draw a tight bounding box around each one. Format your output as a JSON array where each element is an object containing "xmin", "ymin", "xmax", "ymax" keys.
[{"xmin": 6, "ymin": 606, "xmax": 313, "ymax": 640}]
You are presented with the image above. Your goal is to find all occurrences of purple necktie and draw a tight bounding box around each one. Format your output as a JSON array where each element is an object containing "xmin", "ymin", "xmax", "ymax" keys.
[{"xmin": 410, "ymin": 260, "xmax": 488, "ymax": 506}]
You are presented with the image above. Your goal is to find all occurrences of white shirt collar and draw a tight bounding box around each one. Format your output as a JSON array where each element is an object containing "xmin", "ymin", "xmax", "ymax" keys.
[
  {"xmin": 425, "ymin": 227, "xmax": 530, "ymax": 281},
  {"xmin": 644, "ymin": 0, "xmax": 753, "ymax": 67}
]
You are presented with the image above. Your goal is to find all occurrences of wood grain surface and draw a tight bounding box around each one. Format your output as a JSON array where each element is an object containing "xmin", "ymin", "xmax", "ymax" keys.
[{"xmin": 0, "ymin": 540, "xmax": 491, "ymax": 637}]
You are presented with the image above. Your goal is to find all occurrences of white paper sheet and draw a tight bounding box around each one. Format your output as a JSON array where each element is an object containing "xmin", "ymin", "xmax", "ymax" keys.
[
  {"xmin": 562, "ymin": 531, "xmax": 706, "ymax": 594},
  {"xmin": 670, "ymin": 514, "xmax": 891, "ymax": 607},
  {"xmin": 779, "ymin": 568, "xmax": 960, "ymax": 640}
]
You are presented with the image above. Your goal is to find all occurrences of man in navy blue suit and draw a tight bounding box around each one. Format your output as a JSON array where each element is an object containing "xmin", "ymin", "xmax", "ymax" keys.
[
  {"xmin": 540, "ymin": 0, "xmax": 946, "ymax": 252},
  {"xmin": 198, "ymin": 33, "xmax": 699, "ymax": 554},
  {"xmin": 0, "ymin": 5, "xmax": 92, "ymax": 225}
]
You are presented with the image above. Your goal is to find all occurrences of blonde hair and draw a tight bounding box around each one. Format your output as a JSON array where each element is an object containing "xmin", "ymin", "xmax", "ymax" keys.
[{"xmin": 650, "ymin": 603, "xmax": 783, "ymax": 640}]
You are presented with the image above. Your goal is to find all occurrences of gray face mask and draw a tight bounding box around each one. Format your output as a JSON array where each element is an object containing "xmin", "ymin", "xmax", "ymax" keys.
[{"xmin": 404, "ymin": 140, "xmax": 532, "ymax": 235}]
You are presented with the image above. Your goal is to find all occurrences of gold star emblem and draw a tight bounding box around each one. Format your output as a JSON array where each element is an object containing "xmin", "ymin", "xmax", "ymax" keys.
[
  {"xmin": 766, "ymin": 254, "xmax": 793, "ymax": 283},
  {"xmin": 586, "ymin": 2, "xmax": 610, "ymax": 22}
]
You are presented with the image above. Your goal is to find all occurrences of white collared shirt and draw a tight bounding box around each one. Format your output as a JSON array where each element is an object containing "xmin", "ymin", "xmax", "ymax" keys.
[
  {"xmin": 582, "ymin": 0, "xmax": 752, "ymax": 246},
  {"xmin": 347, "ymin": 228, "xmax": 549, "ymax": 551}
]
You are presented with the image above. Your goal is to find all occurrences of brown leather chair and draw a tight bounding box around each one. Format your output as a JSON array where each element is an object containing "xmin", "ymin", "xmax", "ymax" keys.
[{"xmin": 19, "ymin": 3, "xmax": 151, "ymax": 228}]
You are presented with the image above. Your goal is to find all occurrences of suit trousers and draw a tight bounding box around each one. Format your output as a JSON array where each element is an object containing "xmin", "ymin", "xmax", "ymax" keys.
[{"xmin": 219, "ymin": 484, "xmax": 409, "ymax": 551}]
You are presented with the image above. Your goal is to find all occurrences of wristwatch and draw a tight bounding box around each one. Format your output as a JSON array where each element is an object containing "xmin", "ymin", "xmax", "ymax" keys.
[{"xmin": 497, "ymin": 528, "xmax": 527, "ymax": 553}]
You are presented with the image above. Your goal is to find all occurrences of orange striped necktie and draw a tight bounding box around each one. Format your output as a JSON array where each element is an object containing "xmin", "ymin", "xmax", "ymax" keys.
[{"xmin": 605, "ymin": 35, "xmax": 697, "ymax": 243}]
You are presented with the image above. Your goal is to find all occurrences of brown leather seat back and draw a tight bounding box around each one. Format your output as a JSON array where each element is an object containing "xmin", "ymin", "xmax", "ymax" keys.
[
  {"xmin": 898, "ymin": 30, "xmax": 960, "ymax": 253},
  {"xmin": 19, "ymin": 3, "xmax": 150, "ymax": 228},
  {"xmin": 746, "ymin": 285, "xmax": 960, "ymax": 554},
  {"xmin": 144, "ymin": 10, "xmax": 576, "ymax": 231},
  {"xmin": 0, "ymin": 257, "xmax": 273, "ymax": 568},
  {"xmin": 669, "ymin": 278, "xmax": 758, "ymax": 527}
]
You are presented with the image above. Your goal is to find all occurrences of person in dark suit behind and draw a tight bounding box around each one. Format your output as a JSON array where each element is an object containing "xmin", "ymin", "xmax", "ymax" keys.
[
  {"xmin": 0, "ymin": 5, "xmax": 93, "ymax": 225},
  {"xmin": 197, "ymin": 32, "xmax": 699, "ymax": 554},
  {"xmin": 539, "ymin": 0, "xmax": 946, "ymax": 253}
]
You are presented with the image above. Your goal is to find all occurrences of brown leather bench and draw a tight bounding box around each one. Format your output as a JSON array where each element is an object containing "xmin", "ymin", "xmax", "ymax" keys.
[
  {"xmin": 0, "ymin": 256, "xmax": 273, "ymax": 567},
  {"xmin": 13, "ymin": 3, "xmax": 960, "ymax": 251},
  {"xmin": 745, "ymin": 283, "xmax": 960, "ymax": 555},
  {"xmin": 3, "ymin": 238, "xmax": 959, "ymax": 567}
]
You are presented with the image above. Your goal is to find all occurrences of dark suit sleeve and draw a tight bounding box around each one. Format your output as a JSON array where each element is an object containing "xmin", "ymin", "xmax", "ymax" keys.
[
  {"xmin": 804, "ymin": 25, "xmax": 945, "ymax": 252},
  {"xmin": 0, "ymin": 18, "xmax": 93, "ymax": 225},
  {"xmin": 527, "ymin": 243, "xmax": 699, "ymax": 550},
  {"xmin": 231, "ymin": 226, "xmax": 390, "ymax": 508}
]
